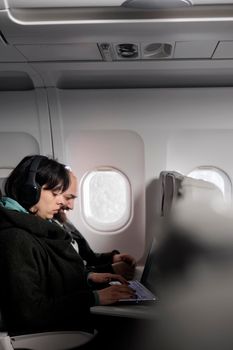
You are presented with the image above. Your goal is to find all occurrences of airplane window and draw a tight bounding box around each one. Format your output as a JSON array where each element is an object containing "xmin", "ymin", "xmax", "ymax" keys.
[
  {"xmin": 80, "ymin": 167, "xmax": 131, "ymax": 232},
  {"xmin": 188, "ymin": 166, "xmax": 232, "ymax": 203}
]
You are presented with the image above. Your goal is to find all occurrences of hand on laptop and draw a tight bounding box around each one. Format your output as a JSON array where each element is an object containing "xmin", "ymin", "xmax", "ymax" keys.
[
  {"xmin": 112, "ymin": 261, "xmax": 135, "ymax": 280},
  {"xmin": 112, "ymin": 253, "xmax": 136, "ymax": 267},
  {"xmin": 88, "ymin": 272, "xmax": 128, "ymax": 285},
  {"xmin": 97, "ymin": 284, "xmax": 136, "ymax": 305}
]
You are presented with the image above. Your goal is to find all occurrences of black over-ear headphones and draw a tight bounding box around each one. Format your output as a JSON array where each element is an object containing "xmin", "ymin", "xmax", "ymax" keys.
[{"xmin": 22, "ymin": 155, "xmax": 48, "ymax": 209}]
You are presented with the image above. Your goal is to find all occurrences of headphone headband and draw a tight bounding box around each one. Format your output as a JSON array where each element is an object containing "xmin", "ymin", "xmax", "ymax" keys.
[
  {"xmin": 27, "ymin": 156, "xmax": 48, "ymax": 177},
  {"xmin": 21, "ymin": 155, "xmax": 48, "ymax": 209}
]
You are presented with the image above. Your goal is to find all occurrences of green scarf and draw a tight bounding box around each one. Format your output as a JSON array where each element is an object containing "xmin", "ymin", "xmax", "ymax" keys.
[{"xmin": 0, "ymin": 196, "xmax": 28, "ymax": 214}]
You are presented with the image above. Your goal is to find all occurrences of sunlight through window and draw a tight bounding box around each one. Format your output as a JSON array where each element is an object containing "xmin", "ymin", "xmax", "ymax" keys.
[
  {"xmin": 188, "ymin": 166, "xmax": 232, "ymax": 203},
  {"xmin": 81, "ymin": 168, "xmax": 131, "ymax": 232}
]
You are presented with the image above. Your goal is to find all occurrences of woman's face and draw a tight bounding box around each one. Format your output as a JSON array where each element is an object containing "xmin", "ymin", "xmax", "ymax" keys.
[{"xmin": 30, "ymin": 186, "xmax": 66, "ymax": 219}]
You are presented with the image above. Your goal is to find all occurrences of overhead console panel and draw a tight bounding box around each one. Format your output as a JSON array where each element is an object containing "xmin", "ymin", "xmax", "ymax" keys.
[
  {"xmin": 5, "ymin": 0, "xmax": 233, "ymax": 8},
  {"xmin": 1, "ymin": 3, "xmax": 233, "ymax": 46},
  {"xmin": 1, "ymin": 1, "xmax": 233, "ymax": 88},
  {"xmin": 15, "ymin": 43, "xmax": 102, "ymax": 62}
]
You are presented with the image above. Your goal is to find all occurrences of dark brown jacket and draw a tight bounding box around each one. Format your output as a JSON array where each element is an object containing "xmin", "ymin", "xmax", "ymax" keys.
[{"xmin": 0, "ymin": 206, "xmax": 95, "ymax": 335}]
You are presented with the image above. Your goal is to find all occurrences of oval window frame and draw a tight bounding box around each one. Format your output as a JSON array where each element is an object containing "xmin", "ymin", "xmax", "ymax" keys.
[
  {"xmin": 80, "ymin": 166, "xmax": 132, "ymax": 232},
  {"xmin": 187, "ymin": 166, "xmax": 232, "ymax": 203}
]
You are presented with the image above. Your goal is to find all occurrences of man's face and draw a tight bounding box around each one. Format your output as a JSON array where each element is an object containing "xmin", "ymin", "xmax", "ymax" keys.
[{"xmin": 61, "ymin": 172, "xmax": 78, "ymax": 211}]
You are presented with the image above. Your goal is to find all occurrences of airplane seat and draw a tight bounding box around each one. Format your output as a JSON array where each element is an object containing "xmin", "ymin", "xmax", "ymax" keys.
[
  {"xmin": 0, "ymin": 252, "xmax": 97, "ymax": 350},
  {"xmin": 0, "ymin": 326, "xmax": 97, "ymax": 350},
  {"xmin": 159, "ymin": 171, "xmax": 224, "ymax": 218},
  {"xmin": 159, "ymin": 171, "xmax": 184, "ymax": 217},
  {"xmin": 171, "ymin": 176, "xmax": 225, "ymax": 235},
  {"xmin": 155, "ymin": 173, "xmax": 228, "ymax": 285},
  {"xmin": 0, "ymin": 177, "xmax": 6, "ymax": 196},
  {"xmin": 179, "ymin": 176, "xmax": 224, "ymax": 204}
]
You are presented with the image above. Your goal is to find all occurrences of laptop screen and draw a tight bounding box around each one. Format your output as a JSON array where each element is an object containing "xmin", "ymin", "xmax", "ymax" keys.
[{"xmin": 140, "ymin": 238, "xmax": 161, "ymax": 295}]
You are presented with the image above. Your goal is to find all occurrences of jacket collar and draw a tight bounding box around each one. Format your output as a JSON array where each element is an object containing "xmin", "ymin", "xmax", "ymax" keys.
[
  {"xmin": 0, "ymin": 196, "xmax": 28, "ymax": 213},
  {"xmin": 0, "ymin": 205, "xmax": 67, "ymax": 240}
]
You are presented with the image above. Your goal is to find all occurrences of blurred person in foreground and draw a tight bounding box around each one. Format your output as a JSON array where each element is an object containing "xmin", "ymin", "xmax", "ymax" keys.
[{"xmin": 146, "ymin": 178, "xmax": 233, "ymax": 350}]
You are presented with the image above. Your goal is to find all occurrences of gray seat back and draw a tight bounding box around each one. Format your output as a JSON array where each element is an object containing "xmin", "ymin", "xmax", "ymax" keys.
[
  {"xmin": 159, "ymin": 171, "xmax": 184, "ymax": 217},
  {"xmin": 0, "ymin": 178, "xmax": 6, "ymax": 195}
]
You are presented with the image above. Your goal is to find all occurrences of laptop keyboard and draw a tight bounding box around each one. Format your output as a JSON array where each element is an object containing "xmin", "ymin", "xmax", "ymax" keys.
[
  {"xmin": 128, "ymin": 280, "xmax": 155, "ymax": 300},
  {"xmin": 109, "ymin": 280, "xmax": 157, "ymax": 301}
]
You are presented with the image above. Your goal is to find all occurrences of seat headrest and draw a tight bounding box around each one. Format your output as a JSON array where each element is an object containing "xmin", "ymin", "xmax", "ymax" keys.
[
  {"xmin": 0, "ymin": 178, "xmax": 6, "ymax": 196},
  {"xmin": 159, "ymin": 171, "xmax": 184, "ymax": 217},
  {"xmin": 180, "ymin": 177, "xmax": 223, "ymax": 203}
]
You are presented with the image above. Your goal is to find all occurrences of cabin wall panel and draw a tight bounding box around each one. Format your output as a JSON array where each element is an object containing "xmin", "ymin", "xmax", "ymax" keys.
[
  {"xmin": 1, "ymin": 86, "xmax": 232, "ymax": 260},
  {"xmin": 53, "ymin": 87, "xmax": 233, "ymax": 180},
  {"xmin": 167, "ymin": 130, "xmax": 233, "ymax": 180},
  {"xmin": 49, "ymin": 87, "xmax": 233, "ymax": 258},
  {"xmin": 67, "ymin": 130, "xmax": 145, "ymax": 259},
  {"xmin": 0, "ymin": 90, "xmax": 53, "ymax": 162}
]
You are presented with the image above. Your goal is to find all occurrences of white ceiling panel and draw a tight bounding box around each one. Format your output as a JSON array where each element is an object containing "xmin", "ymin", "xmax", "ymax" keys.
[
  {"xmin": 213, "ymin": 41, "xmax": 233, "ymax": 59},
  {"xmin": 5, "ymin": 0, "xmax": 233, "ymax": 8},
  {"xmin": 192, "ymin": 0, "xmax": 233, "ymax": 4},
  {"xmin": 174, "ymin": 40, "xmax": 218, "ymax": 58},
  {"xmin": 6, "ymin": 0, "xmax": 125, "ymax": 8},
  {"xmin": 15, "ymin": 43, "xmax": 102, "ymax": 61},
  {"xmin": 0, "ymin": 37, "xmax": 26, "ymax": 61}
]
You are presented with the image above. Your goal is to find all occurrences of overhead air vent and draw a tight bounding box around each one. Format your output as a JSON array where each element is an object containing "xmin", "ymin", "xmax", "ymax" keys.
[
  {"xmin": 115, "ymin": 43, "xmax": 139, "ymax": 59},
  {"xmin": 113, "ymin": 42, "xmax": 173, "ymax": 60},
  {"xmin": 142, "ymin": 43, "xmax": 173, "ymax": 59}
]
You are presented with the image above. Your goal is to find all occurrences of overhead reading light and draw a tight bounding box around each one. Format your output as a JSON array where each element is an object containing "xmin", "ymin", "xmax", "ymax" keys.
[
  {"xmin": 116, "ymin": 43, "xmax": 138, "ymax": 58},
  {"xmin": 122, "ymin": 0, "xmax": 193, "ymax": 9}
]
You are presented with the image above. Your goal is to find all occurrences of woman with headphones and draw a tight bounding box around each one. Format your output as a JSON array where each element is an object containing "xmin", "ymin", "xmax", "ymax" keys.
[{"xmin": 0, "ymin": 155, "xmax": 135, "ymax": 335}]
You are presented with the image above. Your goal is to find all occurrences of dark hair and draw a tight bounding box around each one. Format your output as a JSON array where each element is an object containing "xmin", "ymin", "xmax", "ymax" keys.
[{"xmin": 4, "ymin": 155, "xmax": 70, "ymax": 210}]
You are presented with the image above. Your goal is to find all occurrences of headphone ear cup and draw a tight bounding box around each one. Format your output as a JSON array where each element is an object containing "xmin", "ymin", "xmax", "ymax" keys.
[
  {"xmin": 20, "ymin": 183, "xmax": 41, "ymax": 209},
  {"xmin": 18, "ymin": 155, "xmax": 47, "ymax": 209}
]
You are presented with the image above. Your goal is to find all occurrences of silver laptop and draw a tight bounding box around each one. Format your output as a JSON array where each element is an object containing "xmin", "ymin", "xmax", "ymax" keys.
[{"xmin": 110, "ymin": 238, "xmax": 160, "ymax": 303}]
